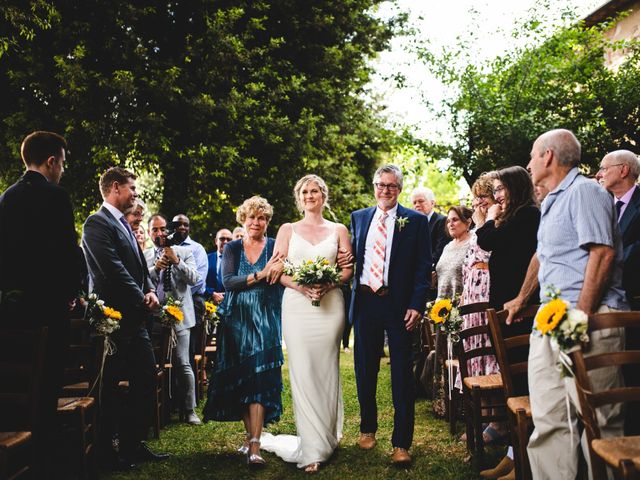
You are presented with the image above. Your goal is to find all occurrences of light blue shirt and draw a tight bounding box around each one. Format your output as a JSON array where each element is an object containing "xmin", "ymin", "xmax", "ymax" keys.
[
  {"xmin": 537, "ymin": 168, "xmax": 627, "ymax": 310},
  {"xmin": 179, "ymin": 236, "xmax": 208, "ymax": 295}
]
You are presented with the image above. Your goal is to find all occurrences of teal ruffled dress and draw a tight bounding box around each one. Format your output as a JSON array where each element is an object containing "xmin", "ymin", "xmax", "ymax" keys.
[{"xmin": 203, "ymin": 238, "xmax": 283, "ymax": 425}]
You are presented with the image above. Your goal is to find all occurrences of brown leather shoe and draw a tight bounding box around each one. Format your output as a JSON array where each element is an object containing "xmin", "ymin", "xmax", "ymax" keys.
[
  {"xmin": 480, "ymin": 455, "xmax": 514, "ymax": 479},
  {"xmin": 391, "ymin": 447, "xmax": 411, "ymax": 465},
  {"xmin": 357, "ymin": 433, "xmax": 376, "ymax": 450}
]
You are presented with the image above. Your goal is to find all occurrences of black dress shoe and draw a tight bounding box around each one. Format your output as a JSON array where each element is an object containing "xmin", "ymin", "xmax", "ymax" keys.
[{"xmin": 127, "ymin": 442, "xmax": 171, "ymax": 463}]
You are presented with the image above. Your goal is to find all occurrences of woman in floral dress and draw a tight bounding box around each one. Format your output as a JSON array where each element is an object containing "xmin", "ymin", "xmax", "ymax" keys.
[{"xmin": 458, "ymin": 173, "xmax": 499, "ymax": 387}]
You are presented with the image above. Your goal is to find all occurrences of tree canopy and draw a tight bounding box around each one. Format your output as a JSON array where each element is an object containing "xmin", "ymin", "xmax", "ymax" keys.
[
  {"xmin": 421, "ymin": 7, "xmax": 640, "ymax": 185},
  {"xmin": 1, "ymin": 0, "xmax": 404, "ymax": 246}
]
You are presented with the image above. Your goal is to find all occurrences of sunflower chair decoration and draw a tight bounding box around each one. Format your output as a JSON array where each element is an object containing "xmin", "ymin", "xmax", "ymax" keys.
[
  {"xmin": 534, "ymin": 285, "xmax": 589, "ymax": 377},
  {"xmin": 425, "ymin": 295, "xmax": 463, "ymax": 400},
  {"xmin": 81, "ymin": 291, "xmax": 122, "ymax": 401},
  {"xmin": 203, "ymin": 300, "xmax": 219, "ymax": 335}
]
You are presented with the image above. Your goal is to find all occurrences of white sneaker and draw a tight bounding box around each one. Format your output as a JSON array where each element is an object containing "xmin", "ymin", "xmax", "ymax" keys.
[{"xmin": 186, "ymin": 411, "xmax": 202, "ymax": 425}]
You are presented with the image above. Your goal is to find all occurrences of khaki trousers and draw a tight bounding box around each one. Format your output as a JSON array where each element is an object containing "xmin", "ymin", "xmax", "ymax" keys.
[{"xmin": 527, "ymin": 305, "xmax": 625, "ymax": 480}]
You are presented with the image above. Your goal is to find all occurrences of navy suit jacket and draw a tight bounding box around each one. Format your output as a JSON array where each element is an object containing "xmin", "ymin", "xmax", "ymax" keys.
[
  {"xmin": 620, "ymin": 185, "xmax": 640, "ymax": 300},
  {"xmin": 205, "ymin": 251, "xmax": 224, "ymax": 295},
  {"xmin": 82, "ymin": 206, "xmax": 153, "ymax": 333},
  {"xmin": 0, "ymin": 171, "xmax": 80, "ymax": 324},
  {"xmin": 349, "ymin": 204, "xmax": 432, "ymax": 324},
  {"xmin": 428, "ymin": 211, "xmax": 450, "ymax": 270}
]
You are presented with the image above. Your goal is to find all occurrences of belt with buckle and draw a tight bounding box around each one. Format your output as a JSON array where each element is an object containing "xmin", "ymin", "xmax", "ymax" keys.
[
  {"xmin": 358, "ymin": 285, "xmax": 389, "ymax": 297},
  {"xmin": 470, "ymin": 262, "xmax": 489, "ymax": 270}
]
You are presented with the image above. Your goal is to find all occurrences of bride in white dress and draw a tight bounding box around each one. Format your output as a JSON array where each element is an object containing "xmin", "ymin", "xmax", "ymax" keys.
[{"xmin": 261, "ymin": 174, "xmax": 353, "ymax": 473}]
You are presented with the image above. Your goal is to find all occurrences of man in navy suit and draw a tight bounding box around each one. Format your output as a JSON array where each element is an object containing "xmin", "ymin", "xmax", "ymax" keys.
[
  {"xmin": 349, "ymin": 164, "xmax": 431, "ymax": 465},
  {"xmin": 205, "ymin": 228, "xmax": 232, "ymax": 304},
  {"xmin": 82, "ymin": 167, "xmax": 169, "ymax": 469},
  {"xmin": 410, "ymin": 186, "xmax": 450, "ymax": 270},
  {"xmin": 596, "ymin": 149, "xmax": 640, "ymax": 435}
]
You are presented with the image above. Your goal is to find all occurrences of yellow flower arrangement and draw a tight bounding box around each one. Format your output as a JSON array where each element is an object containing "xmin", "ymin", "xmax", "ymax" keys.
[
  {"xmin": 430, "ymin": 298, "xmax": 452, "ymax": 324},
  {"xmin": 102, "ymin": 306, "xmax": 122, "ymax": 321},
  {"xmin": 165, "ymin": 305, "xmax": 184, "ymax": 322},
  {"xmin": 82, "ymin": 292, "xmax": 121, "ymax": 336},
  {"xmin": 535, "ymin": 298, "xmax": 567, "ymax": 335},
  {"xmin": 205, "ymin": 301, "xmax": 217, "ymax": 315}
]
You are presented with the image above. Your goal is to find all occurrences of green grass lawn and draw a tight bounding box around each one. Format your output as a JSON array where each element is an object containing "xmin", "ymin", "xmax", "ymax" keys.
[{"xmin": 103, "ymin": 350, "xmax": 482, "ymax": 479}]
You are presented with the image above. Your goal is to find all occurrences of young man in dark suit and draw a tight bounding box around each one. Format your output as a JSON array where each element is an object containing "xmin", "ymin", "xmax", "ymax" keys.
[
  {"xmin": 0, "ymin": 131, "xmax": 81, "ymax": 478},
  {"xmin": 82, "ymin": 167, "xmax": 169, "ymax": 470},
  {"xmin": 349, "ymin": 164, "xmax": 431, "ymax": 465}
]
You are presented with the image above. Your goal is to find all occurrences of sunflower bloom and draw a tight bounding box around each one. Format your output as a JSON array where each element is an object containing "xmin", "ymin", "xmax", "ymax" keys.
[
  {"xmin": 205, "ymin": 301, "xmax": 217, "ymax": 315},
  {"xmin": 536, "ymin": 299, "xmax": 567, "ymax": 335},
  {"xmin": 165, "ymin": 305, "xmax": 184, "ymax": 322},
  {"xmin": 430, "ymin": 299, "xmax": 452, "ymax": 324},
  {"xmin": 102, "ymin": 306, "xmax": 122, "ymax": 321}
]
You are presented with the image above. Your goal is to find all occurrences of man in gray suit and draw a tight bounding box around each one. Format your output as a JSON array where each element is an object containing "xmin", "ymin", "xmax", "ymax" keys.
[
  {"xmin": 145, "ymin": 214, "xmax": 202, "ymax": 425},
  {"xmin": 82, "ymin": 167, "xmax": 168, "ymax": 470}
]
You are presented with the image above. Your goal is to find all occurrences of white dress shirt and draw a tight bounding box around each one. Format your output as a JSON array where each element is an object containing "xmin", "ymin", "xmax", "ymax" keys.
[{"xmin": 360, "ymin": 204, "xmax": 397, "ymax": 288}]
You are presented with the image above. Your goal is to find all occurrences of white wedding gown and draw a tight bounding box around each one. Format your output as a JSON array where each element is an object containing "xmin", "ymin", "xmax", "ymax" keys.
[{"xmin": 261, "ymin": 225, "xmax": 344, "ymax": 468}]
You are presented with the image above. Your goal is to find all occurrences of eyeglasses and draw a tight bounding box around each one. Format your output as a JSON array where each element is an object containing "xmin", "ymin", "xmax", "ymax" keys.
[
  {"xmin": 597, "ymin": 163, "xmax": 624, "ymax": 173},
  {"xmin": 218, "ymin": 237, "xmax": 232, "ymax": 242},
  {"xmin": 374, "ymin": 182, "xmax": 400, "ymax": 192},
  {"xmin": 492, "ymin": 186, "xmax": 505, "ymax": 195}
]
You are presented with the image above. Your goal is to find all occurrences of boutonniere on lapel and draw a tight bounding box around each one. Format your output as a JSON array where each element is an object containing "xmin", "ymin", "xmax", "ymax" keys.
[{"xmin": 395, "ymin": 215, "xmax": 409, "ymax": 231}]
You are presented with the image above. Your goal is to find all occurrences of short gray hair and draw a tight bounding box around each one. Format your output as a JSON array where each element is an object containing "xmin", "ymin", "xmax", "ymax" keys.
[
  {"xmin": 410, "ymin": 186, "xmax": 435, "ymax": 202},
  {"xmin": 373, "ymin": 164, "xmax": 404, "ymax": 190},
  {"xmin": 537, "ymin": 129, "xmax": 581, "ymax": 168},
  {"xmin": 125, "ymin": 198, "xmax": 146, "ymax": 215},
  {"xmin": 604, "ymin": 149, "xmax": 640, "ymax": 180}
]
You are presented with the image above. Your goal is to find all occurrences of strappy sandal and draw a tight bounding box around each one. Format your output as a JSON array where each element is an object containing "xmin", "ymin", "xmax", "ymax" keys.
[
  {"xmin": 237, "ymin": 432, "xmax": 250, "ymax": 455},
  {"xmin": 247, "ymin": 437, "xmax": 266, "ymax": 467}
]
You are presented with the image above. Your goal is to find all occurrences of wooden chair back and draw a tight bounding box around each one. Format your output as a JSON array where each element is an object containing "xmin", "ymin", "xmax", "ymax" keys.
[
  {"xmin": 570, "ymin": 312, "xmax": 640, "ymax": 480},
  {"xmin": 63, "ymin": 318, "xmax": 95, "ymax": 388},
  {"xmin": 487, "ymin": 305, "xmax": 539, "ymax": 398},
  {"xmin": 0, "ymin": 328, "xmax": 48, "ymax": 431},
  {"xmin": 455, "ymin": 302, "xmax": 492, "ymax": 380}
]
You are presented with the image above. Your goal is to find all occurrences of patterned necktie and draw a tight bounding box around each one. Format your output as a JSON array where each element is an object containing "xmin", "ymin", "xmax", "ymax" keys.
[
  {"xmin": 615, "ymin": 200, "xmax": 624, "ymax": 221},
  {"xmin": 155, "ymin": 248, "xmax": 165, "ymax": 302},
  {"xmin": 369, "ymin": 212, "xmax": 388, "ymax": 292}
]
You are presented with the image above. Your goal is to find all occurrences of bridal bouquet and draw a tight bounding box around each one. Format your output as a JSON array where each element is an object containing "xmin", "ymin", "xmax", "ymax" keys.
[
  {"xmin": 82, "ymin": 292, "xmax": 121, "ymax": 336},
  {"xmin": 535, "ymin": 285, "xmax": 589, "ymax": 377},
  {"xmin": 283, "ymin": 256, "xmax": 341, "ymax": 306},
  {"xmin": 426, "ymin": 295, "xmax": 463, "ymax": 342},
  {"xmin": 160, "ymin": 295, "xmax": 184, "ymax": 328}
]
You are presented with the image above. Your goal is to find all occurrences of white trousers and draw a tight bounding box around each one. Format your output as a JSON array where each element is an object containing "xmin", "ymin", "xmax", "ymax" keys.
[{"xmin": 527, "ymin": 305, "xmax": 625, "ymax": 480}]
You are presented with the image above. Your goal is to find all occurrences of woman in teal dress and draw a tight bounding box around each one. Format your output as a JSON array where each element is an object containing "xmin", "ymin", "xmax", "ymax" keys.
[{"xmin": 203, "ymin": 196, "xmax": 284, "ymax": 466}]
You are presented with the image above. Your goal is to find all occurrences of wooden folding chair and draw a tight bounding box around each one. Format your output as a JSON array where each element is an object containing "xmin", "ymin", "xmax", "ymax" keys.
[
  {"xmin": 56, "ymin": 397, "xmax": 98, "ymax": 479},
  {"xmin": 455, "ymin": 302, "xmax": 501, "ymax": 462},
  {"xmin": 487, "ymin": 305, "xmax": 539, "ymax": 480},
  {"xmin": 0, "ymin": 432, "xmax": 31, "ymax": 480},
  {"xmin": 0, "ymin": 328, "xmax": 47, "ymax": 480},
  {"xmin": 150, "ymin": 324, "xmax": 172, "ymax": 436},
  {"xmin": 570, "ymin": 311, "xmax": 640, "ymax": 480}
]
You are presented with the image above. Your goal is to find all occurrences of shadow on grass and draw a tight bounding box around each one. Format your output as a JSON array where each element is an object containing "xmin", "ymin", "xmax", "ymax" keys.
[{"xmin": 102, "ymin": 350, "xmax": 485, "ymax": 479}]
